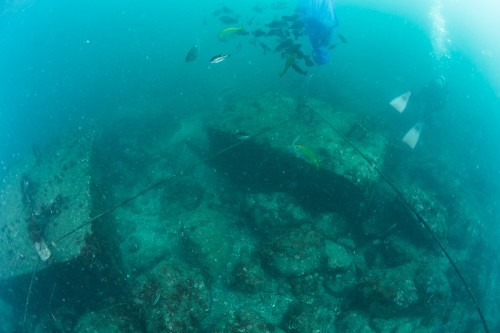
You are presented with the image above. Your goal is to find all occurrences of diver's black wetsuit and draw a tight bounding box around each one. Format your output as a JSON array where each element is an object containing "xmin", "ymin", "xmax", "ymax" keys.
[{"xmin": 413, "ymin": 76, "xmax": 448, "ymax": 126}]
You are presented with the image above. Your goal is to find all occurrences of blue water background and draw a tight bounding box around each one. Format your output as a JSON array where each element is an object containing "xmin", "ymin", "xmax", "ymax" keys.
[{"xmin": 1, "ymin": 1, "xmax": 499, "ymax": 178}]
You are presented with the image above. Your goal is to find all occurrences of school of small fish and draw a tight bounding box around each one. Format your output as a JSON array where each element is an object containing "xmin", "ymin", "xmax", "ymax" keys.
[{"xmin": 184, "ymin": 3, "xmax": 347, "ymax": 77}]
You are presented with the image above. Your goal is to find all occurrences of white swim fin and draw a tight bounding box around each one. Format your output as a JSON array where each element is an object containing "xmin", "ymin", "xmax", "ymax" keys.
[
  {"xmin": 402, "ymin": 121, "xmax": 423, "ymax": 149},
  {"xmin": 389, "ymin": 91, "xmax": 411, "ymax": 113},
  {"xmin": 34, "ymin": 239, "xmax": 52, "ymax": 261}
]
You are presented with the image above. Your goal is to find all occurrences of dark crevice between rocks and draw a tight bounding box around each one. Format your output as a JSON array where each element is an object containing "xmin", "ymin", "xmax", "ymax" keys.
[{"xmin": 207, "ymin": 127, "xmax": 365, "ymax": 221}]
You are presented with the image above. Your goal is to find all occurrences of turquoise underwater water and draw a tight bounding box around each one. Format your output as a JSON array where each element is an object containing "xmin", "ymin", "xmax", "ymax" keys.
[{"xmin": 0, "ymin": 1, "xmax": 499, "ymax": 332}]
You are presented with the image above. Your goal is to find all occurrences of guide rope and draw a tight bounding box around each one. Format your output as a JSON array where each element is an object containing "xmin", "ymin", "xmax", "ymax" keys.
[{"xmin": 310, "ymin": 108, "xmax": 490, "ymax": 333}]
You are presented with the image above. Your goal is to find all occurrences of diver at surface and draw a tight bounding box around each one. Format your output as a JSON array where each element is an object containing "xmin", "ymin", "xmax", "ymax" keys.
[
  {"xmin": 298, "ymin": 0, "xmax": 339, "ymax": 65},
  {"xmin": 389, "ymin": 75, "xmax": 448, "ymax": 149}
]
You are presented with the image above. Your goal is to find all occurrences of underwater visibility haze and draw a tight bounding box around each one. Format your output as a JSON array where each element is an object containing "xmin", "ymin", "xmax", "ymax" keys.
[{"xmin": 0, "ymin": 0, "xmax": 499, "ymax": 332}]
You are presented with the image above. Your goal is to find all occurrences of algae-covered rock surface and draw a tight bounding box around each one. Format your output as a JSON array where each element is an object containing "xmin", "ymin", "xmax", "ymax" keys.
[
  {"xmin": 207, "ymin": 93, "xmax": 388, "ymax": 217},
  {"xmin": 1, "ymin": 93, "xmax": 493, "ymax": 333},
  {"xmin": 0, "ymin": 133, "xmax": 94, "ymax": 281}
]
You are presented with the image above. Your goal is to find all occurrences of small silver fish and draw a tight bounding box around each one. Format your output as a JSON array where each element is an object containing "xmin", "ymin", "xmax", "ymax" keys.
[{"xmin": 209, "ymin": 54, "xmax": 230, "ymax": 63}]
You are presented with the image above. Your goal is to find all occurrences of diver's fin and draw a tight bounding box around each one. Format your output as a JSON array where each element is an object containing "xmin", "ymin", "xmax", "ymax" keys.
[
  {"xmin": 402, "ymin": 121, "xmax": 423, "ymax": 149},
  {"xmin": 389, "ymin": 91, "xmax": 411, "ymax": 113}
]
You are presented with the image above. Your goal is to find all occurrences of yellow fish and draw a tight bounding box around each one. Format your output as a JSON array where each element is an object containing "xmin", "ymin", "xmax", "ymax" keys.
[
  {"xmin": 291, "ymin": 137, "xmax": 321, "ymax": 169},
  {"xmin": 218, "ymin": 26, "xmax": 243, "ymax": 41}
]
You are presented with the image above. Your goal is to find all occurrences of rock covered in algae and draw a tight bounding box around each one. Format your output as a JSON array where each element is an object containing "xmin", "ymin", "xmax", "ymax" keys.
[
  {"xmin": 324, "ymin": 240, "xmax": 353, "ymax": 271},
  {"xmin": 132, "ymin": 260, "xmax": 211, "ymax": 333},
  {"xmin": 0, "ymin": 133, "xmax": 94, "ymax": 281},
  {"xmin": 403, "ymin": 184, "xmax": 448, "ymax": 239},
  {"xmin": 211, "ymin": 308, "xmax": 285, "ymax": 333},
  {"xmin": 159, "ymin": 178, "xmax": 205, "ymax": 218},
  {"xmin": 73, "ymin": 307, "xmax": 140, "ymax": 333},
  {"xmin": 312, "ymin": 211, "xmax": 350, "ymax": 240},
  {"xmin": 413, "ymin": 256, "xmax": 451, "ymax": 309},
  {"xmin": 228, "ymin": 255, "xmax": 267, "ymax": 292},
  {"xmin": 282, "ymin": 303, "xmax": 339, "ymax": 333},
  {"xmin": 181, "ymin": 208, "xmax": 239, "ymax": 280},
  {"xmin": 207, "ymin": 92, "xmax": 388, "ymax": 217},
  {"xmin": 117, "ymin": 192, "xmax": 177, "ymax": 274},
  {"xmin": 335, "ymin": 311, "xmax": 374, "ymax": 333},
  {"xmin": 371, "ymin": 317, "xmax": 435, "ymax": 333},
  {"xmin": 261, "ymin": 225, "xmax": 324, "ymax": 276},
  {"xmin": 357, "ymin": 264, "xmax": 419, "ymax": 317},
  {"xmin": 364, "ymin": 235, "xmax": 422, "ymax": 269},
  {"xmin": 243, "ymin": 192, "xmax": 310, "ymax": 236}
]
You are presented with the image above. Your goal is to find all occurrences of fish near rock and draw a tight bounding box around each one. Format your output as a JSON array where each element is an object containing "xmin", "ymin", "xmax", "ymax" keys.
[{"xmin": 290, "ymin": 137, "xmax": 321, "ymax": 169}]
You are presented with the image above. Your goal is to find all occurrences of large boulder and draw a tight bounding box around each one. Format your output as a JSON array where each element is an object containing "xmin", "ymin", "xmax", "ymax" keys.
[
  {"xmin": 133, "ymin": 260, "xmax": 211, "ymax": 333},
  {"xmin": 0, "ymin": 133, "xmax": 94, "ymax": 281},
  {"xmin": 207, "ymin": 93, "xmax": 388, "ymax": 217},
  {"xmin": 261, "ymin": 226, "xmax": 324, "ymax": 277},
  {"xmin": 243, "ymin": 192, "xmax": 310, "ymax": 237}
]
